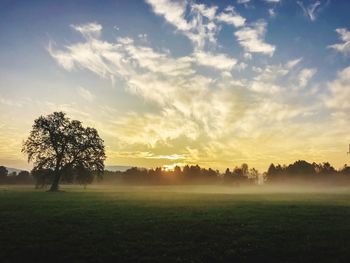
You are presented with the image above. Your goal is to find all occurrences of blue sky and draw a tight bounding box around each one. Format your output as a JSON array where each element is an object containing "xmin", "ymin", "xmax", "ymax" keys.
[{"xmin": 0, "ymin": 0, "xmax": 349, "ymax": 171}]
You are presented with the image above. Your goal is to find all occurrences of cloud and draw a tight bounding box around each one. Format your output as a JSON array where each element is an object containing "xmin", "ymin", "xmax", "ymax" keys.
[
  {"xmin": 297, "ymin": 0, "xmax": 321, "ymax": 21},
  {"xmin": 48, "ymin": 23, "xmax": 241, "ymax": 142},
  {"xmin": 146, "ymin": 0, "xmax": 219, "ymax": 49},
  {"xmin": 250, "ymin": 58, "xmax": 304, "ymax": 94},
  {"xmin": 193, "ymin": 50, "xmax": 237, "ymax": 70},
  {"xmin": 326, "ymin": 66, "xmax": 350, "ymax": 110},
  {"xmin": 0, "ymin": 97, "xmax": 23, "ymax": 107},
  {"xmin": 264, "ymin": 0, "xmax": 281, "ymax": 3},
  {"xmin": 146, "ymin": 0, "xmax": 248, "ymax": 49},
  {"xmin": 48, "ymin": 22, "xmax": 330, "ymax": 170},
  {"xmin": 328, "ymin": 28, "xmax": 350, "ymax": 56},
  {"xmin": 297, "ymin": 68, "xmax": 317, "ymax": 88},
  {"xmin": 78, "ymin": 87, "xmax": 95, "ymax": 102},
  {"xmin": 237, "ymin": 0, "xmax": 250, "ymax": 4},
  {"xmin": 145, "ymin": 0, "xmax": 191, "ymax": 31},
  {"xmin": 70, "ymin": 22, "xmax": 102, "ymax": 39},
  {"xmin": 191, "ymin": 3, "xmax": 218, "ymax": 21},
  {"xmin": 234, "ymin": 20, "xmax": 276, "ymax": 56},
  {"xmin": 216, "ymin": 6, "xmax": 246, "ymax": 28}
]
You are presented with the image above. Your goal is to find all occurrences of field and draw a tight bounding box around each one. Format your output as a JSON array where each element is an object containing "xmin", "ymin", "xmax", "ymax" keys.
[{"xmin": 1, "ymin": 185, "xmax": 350, "ymax": 262}]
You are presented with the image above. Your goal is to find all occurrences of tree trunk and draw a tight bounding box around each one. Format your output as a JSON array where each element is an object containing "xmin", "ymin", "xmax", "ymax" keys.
[{"xmin": 49, "ymin": 171, "xmax": 61, "ymax": 192}]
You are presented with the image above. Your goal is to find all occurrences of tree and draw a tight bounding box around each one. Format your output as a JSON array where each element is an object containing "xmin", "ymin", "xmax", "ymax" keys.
[
  {"xmin": 249, "ymin": 168, "xmax": 259, "ymax": 184},
  {"xmin": 8, "ymin": 171, "xmax": 17, "ymax": 176},
  {"xmin": 241, "ymin": 163, "xmax": 249, "ymax": 177},
  {"xmin": 0, "ymin": 166, "xmax": 8, "ymax": 177},
  {"xmin": 31, "ymin": 169, "xmax": 54, "ymax": 189},
  {"xmin": 174, "ymin": 166, "xmax": 182, "ymax": 177},
  {"xmin": 22, "ymin": 112, "xmax": 105, "ymax": 191},
  {"xmin": 18, "ymin": 170, "xmax": 30, "ymax": 177}
]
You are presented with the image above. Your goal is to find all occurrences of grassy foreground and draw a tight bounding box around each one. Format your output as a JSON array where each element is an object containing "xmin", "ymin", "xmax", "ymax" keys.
[{"xmin": 0, "ymin": 185, "xmax": 350, "ymax": 262}]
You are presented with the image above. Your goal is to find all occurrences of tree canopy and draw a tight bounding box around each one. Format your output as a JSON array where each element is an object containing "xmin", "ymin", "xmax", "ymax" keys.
[
  {"xmin": 22, "ymin": 112, "xmax": 105, "ymax": 191},
  {"xmin": 0, "ymin": 166, "xmax": 8, "ymax": 177}
]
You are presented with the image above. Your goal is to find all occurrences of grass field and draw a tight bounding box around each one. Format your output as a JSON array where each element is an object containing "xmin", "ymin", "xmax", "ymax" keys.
[{"xmin": 1, "ymin": 185, "xmax": 350, "ymax": 262}]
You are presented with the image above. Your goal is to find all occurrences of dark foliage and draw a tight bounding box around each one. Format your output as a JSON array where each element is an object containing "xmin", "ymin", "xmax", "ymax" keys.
[
  {"xmin": 22, "ymin": 112, "xmax": 105, "ymax": 191},
  {"xmin": 0, "ymin": 166, "xmax": 8, "ymax": 177}
]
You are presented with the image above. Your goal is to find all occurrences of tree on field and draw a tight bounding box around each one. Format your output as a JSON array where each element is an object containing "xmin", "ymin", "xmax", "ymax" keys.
[
  {"xmin": 22, "ymin": 112, "xmax": 105, "ymax": 191},
  {"xmin": 0, "ymin": 166, "xmax": 8, "ymax": 177}
]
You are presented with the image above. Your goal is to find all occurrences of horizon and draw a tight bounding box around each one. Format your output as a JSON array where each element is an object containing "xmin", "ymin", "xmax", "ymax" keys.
[{"xmin": 1, "ymin": 0, "xmax": 350, "ymax": 171}]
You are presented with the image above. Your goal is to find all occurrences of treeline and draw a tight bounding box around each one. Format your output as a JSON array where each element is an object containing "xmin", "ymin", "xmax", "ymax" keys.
[
  {"xmin": 102, "ymin": 164, "xmax": 259, "ymax": 185},
  {"xmin": 266, "ymin": 160, "xmax": 350, "ymax": 185},
  {"xmin": 0, "ymin": 166, "xmax": 33, "ymax": 184},
  {"xmin": 1, "ymin": 160, "xmax": 350, "ymax": 187},
  {"xmin": 0, "ymin": 165, "xmax": 94, "ymax": 188}
]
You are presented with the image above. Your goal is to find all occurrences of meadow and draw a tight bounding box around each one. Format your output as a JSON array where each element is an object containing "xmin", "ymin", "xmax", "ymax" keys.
[{"xmin": 1, "ymin": 185, "xmax": 350, "ymax": 262}]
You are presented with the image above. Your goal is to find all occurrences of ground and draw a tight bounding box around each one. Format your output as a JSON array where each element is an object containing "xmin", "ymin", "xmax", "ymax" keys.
[{"xmin": 0, "ymin": 185, "xmax": 350, "ymax": 262}]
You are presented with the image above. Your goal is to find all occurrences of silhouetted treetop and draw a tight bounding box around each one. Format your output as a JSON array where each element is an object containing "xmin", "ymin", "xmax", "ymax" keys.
[{"xmin": 22, "ymin": 111, "xmax": 105, "ymax": 191}]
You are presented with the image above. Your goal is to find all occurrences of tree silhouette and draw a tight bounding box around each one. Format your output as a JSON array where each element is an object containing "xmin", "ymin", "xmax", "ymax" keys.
[
  {"xmin": 0, "ymin": 166, "xmax": 8, "ymax": 178},
  {"xmin": 22, "ymin": 112, "xmax": 105, "ymax": 191},
  {"xmin": 18, "ymin": 170, "xmax": 30, "ymax": 178}
]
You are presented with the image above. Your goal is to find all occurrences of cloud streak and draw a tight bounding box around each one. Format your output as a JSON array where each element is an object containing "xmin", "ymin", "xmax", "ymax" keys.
[
  {"xmin": 328, "ymin": 28, "xmax": 350, "ymax": 56},
  {"xmin": 297, "ymin": 0, "xmax": 321, "ymax": 21}
]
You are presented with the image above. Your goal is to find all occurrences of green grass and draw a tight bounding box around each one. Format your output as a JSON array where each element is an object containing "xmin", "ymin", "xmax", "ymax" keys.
[{"xmin": 1, "ymin": 185, "xmax": 350, "ymax": 262}]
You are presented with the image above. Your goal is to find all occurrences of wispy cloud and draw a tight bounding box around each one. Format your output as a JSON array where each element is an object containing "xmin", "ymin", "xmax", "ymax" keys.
[
  {"xmin": 146, "ymin": 0, "xmax": 219, "ymax": 49},
  {"xmin": 146, "ymin": 0, "xmax": 249, "ymax": 50},
  {"xmin": 234, "ymin": 20, "xmax": 276, "ymax": 56},
  {"xmin": 216, "ymin": 6, "xmax": 246, "ymax": 28},
  {"xmin": 297, "ymin": 68, "xmax": 317, "ymax": 89},
  {"xmin": 70, "ymin": 22, "xmax": 102, "ymax": 38},
  {"xmin": 47, "ymin": 22, "xmax": 323, "ymax": 165},
  {"xmin": 237, "ymin": 0, "xmax": 250, "ymax": 4},
  {"xmin": 193, "ymin": 50, "xmax": 237, "ymax": 70},
  {"xmin": 328, "ymin": 28, "xmax": 350, "ymax": 56},
  {"xmin": 326, "ymin": 66, "xmax": 350, "ymax": 110},
  {"xmin": 264, "ymin": 0, "xmax": 281, "ymax": 3},
  {"xmin": 297, "ymin": 0, "xmax": 321, "ymax": 21},
  {"xmin": 78, "ymin": 87, "xmax": 95, "ymax": 102}
]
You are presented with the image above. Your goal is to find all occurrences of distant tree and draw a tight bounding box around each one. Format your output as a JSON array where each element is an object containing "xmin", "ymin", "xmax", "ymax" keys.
[
  {"xmin": 183, "ymin": 165, "xmax": 190, "ymax": 178},
  {"xmin": 233, "ymin": 167, "xmax": 243, "ymax": 177},
  {"xmin": 0, "ymin": 166, "xmax": 8, "ymax": 177},
  {"xmin": 174, "ymin": 166, "xmax": 182, "ymax": 177},
  {"xmin": 241, "ymin": 163, "xmax": 249, "ymax": 177},
  {"xmin": 249, "ymin": 168, "xmax": 259, "ymax": 184},
  {"xmin": 340, "ymin": 165, "xmax": 350, "ymax": 175},
  {"xmin": 18, "ymin": 170, "xmax": 30, "ymax": 177},
  {"xmin": 31, "ymin": 169, "xmax": 54, "ymax": 189},
  {"xmin": 286, "ymin": 160, "xmax": 316, "ymax": 176},
  {"xmin": 315, "ymin": 162, "xmax": 337, "ymax": 175},
  {"xmin": 266, "ymin": 164, "xmax": 277, "ymax": 182},
  {"xmin": 22, "ymin": 112, "xmax": 105, "ymax": 191},
  {"xmin": 8, "ymin": 171, "xmax": 17, "ymax": 176}
]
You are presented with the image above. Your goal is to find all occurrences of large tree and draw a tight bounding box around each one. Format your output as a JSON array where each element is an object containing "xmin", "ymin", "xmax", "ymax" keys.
[{"xmin": 22, "ymin": 112, "xmax": 105, "ymax": 191}]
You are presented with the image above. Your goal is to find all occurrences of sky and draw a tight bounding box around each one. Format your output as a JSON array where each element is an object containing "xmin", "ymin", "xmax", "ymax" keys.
[{"xmin": 0, "ymin": 0, "xmax": 349, "ymax": 172}]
